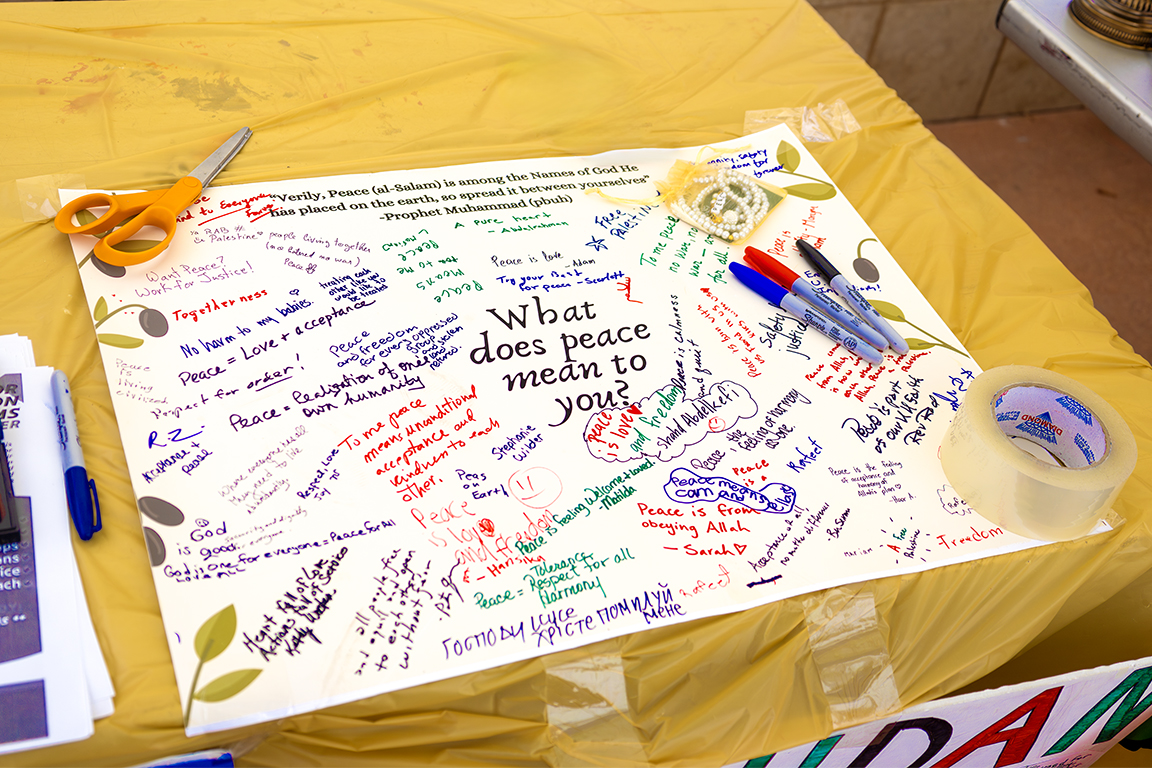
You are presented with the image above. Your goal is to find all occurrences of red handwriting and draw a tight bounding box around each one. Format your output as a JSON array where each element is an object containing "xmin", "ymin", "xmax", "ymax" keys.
[
  {"xmin": 585, "ymin": 402, "xmax": 641, "ymax": 457},
  {"xmin": 698, "ymin": 287, "xmax": 763, "ymax": 377},
  {"xmin": 733, "ymin": 459, "xmax": 769, "ymax": 476},
  {"xmin": 340, "ymin": 387, "xmax": 496, "ymax": 502},
  {"xmin": 171, "ymin": 290, "xmax": 269, "ymax": 322},
  {"xmin": 436, "ymin": 508, "xmax": 554, "ymax": 577},
  {"xmin": 616, "ymin": 276, "xmax": 642, "ymax": 303},
  {"xmin": 637, "ymin": 502, "xmax": 683, "ymax": 516},
  {"xmin": 680, "ymin": 542, "xmax": 747, "ymax": 556},
  {"xmin": 191, "ymin": 193, "xmax": 281, "ymax": 225},
  {"xmin": 900, "ymin": 352, "xmax": 928, "ymax": 371},
  {"xmin": 935, "ymin": 525, "xmax": 1004, "ymax": 550},
  {"xmin": 679, "ymin": 564, "xmax": 731, "ymax": 598},
  {"xmin": 805, "ymin": 351, "xmax": 885, "ymax": 401}
]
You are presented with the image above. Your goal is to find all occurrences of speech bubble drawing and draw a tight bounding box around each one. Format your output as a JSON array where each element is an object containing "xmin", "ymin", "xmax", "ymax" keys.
[
  {"xmin": 662, "ymin": 468, "xmax": 797, "ymax": 514},
  {"xmin": 584, "ymin": 381, "xmax": 757, "ymax": 463}
]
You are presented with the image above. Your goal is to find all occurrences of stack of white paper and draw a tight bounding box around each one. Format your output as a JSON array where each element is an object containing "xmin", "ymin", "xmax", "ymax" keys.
[{"xmin": 0, "ymin": 334, "xmax": 114, "ymax": 754}]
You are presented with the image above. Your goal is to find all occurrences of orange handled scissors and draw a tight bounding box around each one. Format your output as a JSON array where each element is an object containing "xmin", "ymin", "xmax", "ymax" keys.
[{"xmin": 55, "ymin": 127, "xmax": 253, "ymax": 267}]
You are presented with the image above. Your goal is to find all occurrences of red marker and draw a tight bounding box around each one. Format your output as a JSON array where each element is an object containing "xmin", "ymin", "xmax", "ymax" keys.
[{"xmin": 743, "ymin": 246, "xmax": 888, "ymax": 350}]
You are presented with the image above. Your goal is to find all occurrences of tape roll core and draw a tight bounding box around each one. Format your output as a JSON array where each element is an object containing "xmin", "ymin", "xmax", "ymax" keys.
[{"xmin": 941, "ymin": 366, "xmax": 1136, "ymax": 541}]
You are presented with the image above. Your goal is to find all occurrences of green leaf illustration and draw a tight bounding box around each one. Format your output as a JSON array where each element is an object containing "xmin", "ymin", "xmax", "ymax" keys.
[
  {"xmin": 193, "ymin": 668, "xmax": 262, "ymax": 703},
  {"xmin": 905, "ymin": 338, "xmax": 938, "ymax": 350},
  {"xmin": 75, "ymin": 209, "xmax": 99, "ymax": 227},
  {"xmin": 96, "ymin": 333, "xmax": 143, "ymax": 348},
  {"xmin": 776, "ymin": 141, "xmax": 801, "ymax": 173},
  {"xmin": 194, "ymin": 604, "xmax": 237, "ymax": 663},
  {"xmin": 112, "ymin": 239, "xmax": 163, "ymax": 253},
  {"xmin": 870, "ymin": 300, "xmax": 906, "ymax": 323},
  {"xmin": 867, "ymin": 301, "xmax": 971, "ymax": 358},
  {"xmin": 782, "ymin": 182, "xmax": 836, "ymax": 201},
  {"xmin": 93, "ymin": 297, "xmax": 109, "ymax": 322}
]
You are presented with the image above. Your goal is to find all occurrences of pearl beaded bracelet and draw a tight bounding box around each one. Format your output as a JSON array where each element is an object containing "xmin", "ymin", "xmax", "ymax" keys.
[{"xmin": 667, "ymin": 167, "xmax": 775, "ymax": 243}]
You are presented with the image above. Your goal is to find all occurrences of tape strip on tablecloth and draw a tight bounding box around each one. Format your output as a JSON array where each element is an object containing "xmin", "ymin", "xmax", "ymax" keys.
[
  {"xmin": 544, "ymin": 654, "xmax": 650, "ymax": 766},
  {"xmin": 803, "ymin": 586, "xmax": 903, "ymax": 731},
  {"xmin": 14, "ymin": 174, "xmax": 85, "ymax": 222}
]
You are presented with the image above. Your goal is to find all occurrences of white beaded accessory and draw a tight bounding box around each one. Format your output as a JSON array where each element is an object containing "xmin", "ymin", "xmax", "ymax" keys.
[
  {"xmin": 584, "ymin": 149, "xmax": 787, "ymax": 245},
  {"xmin": 667, "ymin": 166, "xmax": 781, "ymax": 243}
]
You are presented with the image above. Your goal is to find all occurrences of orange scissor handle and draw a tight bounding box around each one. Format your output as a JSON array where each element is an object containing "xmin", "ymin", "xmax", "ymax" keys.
[
  {"xmin": 56, "ymin": 176, "xmax": 204, "ymax": 267},
  {"xmin": 56, "ymin": 188, "xmax": 162, "ymax": 235}
]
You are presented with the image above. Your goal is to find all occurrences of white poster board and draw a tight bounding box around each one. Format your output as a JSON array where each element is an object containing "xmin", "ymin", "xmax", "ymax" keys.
[{"xmin": 65, "ymin": 125, "xmax": 1045, "ymax": 734}]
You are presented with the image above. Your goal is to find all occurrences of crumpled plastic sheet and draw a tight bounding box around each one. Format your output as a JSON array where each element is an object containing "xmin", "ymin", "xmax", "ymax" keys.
[{"xmin": 744, "ymin": 100, "xmax": 863, "ymax": 143}]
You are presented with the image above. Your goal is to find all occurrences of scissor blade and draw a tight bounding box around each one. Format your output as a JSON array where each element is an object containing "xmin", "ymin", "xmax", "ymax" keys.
[{"xmin": 189, "ymin": 127, "xmax": 253, "ymax": 187}]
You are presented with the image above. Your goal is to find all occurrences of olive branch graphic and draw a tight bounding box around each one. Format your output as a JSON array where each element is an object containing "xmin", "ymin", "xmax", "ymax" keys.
[
  {"xmin": 184, "ymin": 604, "xmax": 263, "ymax": 727},
  {"xmin": 774, "ymin": 141, "xmax": 838, "ymax": 201},
  {"xmin": 870, "ymin": 300, "xmax": 970, "ymax": 358},
  {"xmin": 92, "ymin": 296, "xmax": 168, "ymax": 349},
  {"xmin": 72, "ymin": 208, "xmax": 162, "ymax": 278}
]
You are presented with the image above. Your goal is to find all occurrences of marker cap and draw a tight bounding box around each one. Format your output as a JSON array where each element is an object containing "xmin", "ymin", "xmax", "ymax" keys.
[
  {"xmin": 64, "ymin": 466, "xmax": 101, "ymax": 541},
  {"xmin": 744, "ymin": 246, "xmax": 801, "ymax": 289},
  {"xmin": 796, "ymin": 239, "xmax": 841, "ymax": 280},
  {"xmin": 729, "ymin": 262, "xmax": 787, "ymax": 306}
]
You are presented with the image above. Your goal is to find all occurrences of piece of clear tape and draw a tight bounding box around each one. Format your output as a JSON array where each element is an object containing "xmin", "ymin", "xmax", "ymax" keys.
[
  {"xmin": 14, "ymin": 173, "xmax": 86, "ymax": 223},
  {"xmin": 544, "ymin": 654, "xmax": 651, "ymax": 766},
  {"xmin": 744, "ymin": 99, "xmax": 862, "ymax": 143},
  {"xmin": 802, "ymin": 585, "xmax": 902, "ymax": 730}
]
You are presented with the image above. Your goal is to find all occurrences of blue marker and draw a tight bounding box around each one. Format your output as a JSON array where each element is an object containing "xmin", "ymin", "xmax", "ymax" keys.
[
  {"xmin": 51, "ymin": 371, "xmax": 101, "ymax": 540},
  {"xmin": 743, "ymin": 245, "xmax": 888, "ymax": 351},
  {"xmin": 729, "ymin": 262, "xmax": 884, "ymax": 365},
  {"xmin": 796, "ymin": 239, "xmax": 910, "ymax": 355}
]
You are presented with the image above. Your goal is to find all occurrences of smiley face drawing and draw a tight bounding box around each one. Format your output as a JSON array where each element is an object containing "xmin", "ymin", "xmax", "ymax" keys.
[{"xmin": 508, "ymin": 467, "xmax": 564, "ymax": 509}]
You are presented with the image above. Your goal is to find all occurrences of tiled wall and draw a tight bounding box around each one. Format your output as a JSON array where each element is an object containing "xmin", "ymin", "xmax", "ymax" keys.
[{"xmin": 812, "ymin": 0, "xmax": 1082, "ymax": 121}]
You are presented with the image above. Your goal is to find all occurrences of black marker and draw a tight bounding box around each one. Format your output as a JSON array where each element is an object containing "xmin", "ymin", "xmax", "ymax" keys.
[{"xmin": 796, "ymin": 239, "xmax": 910, "ymax": 355}]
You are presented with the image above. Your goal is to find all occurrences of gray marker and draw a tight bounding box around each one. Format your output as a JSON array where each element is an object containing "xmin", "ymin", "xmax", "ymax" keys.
[{"xmin": 796, "ymin": 239, "xmax": 910, "ymax": 355}]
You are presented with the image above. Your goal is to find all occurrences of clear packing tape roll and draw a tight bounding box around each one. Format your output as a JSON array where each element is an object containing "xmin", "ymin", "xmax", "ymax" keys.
[{"xmin": 941, "ymin": 366, "xmax": 1137, "ymax": 541}]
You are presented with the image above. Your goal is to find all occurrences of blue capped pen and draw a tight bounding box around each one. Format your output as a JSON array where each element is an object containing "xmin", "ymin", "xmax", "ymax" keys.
[{"xmin": 51, "ymin": 371, "xmax": 101, "ymax": 540}]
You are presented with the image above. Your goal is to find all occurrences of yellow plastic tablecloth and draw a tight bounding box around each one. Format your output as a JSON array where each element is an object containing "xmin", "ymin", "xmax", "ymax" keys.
[{"xmin": 0, "ymin": 1, "xmax": 1149, "ymax": 765}]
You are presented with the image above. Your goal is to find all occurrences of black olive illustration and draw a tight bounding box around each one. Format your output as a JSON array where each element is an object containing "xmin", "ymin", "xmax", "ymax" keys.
[
  {"xmin": 138, "ymin": 308, "xmax": 169, "ymax": 337},
  {"xmin": 853, "ymin": 238, "xmax": 881, "ymax": 283},
  {"xmin": 138, "ymin": 496, "xmax": 185, "ymax": 526},
  {"xmin": 91, "ymin": 253, "xmax": 127, "ymax": 278},
  {"xmin": 92, "ymin": 299, "xmax": 168, "ymax": 348},
  {"xmin": 144, "ymin": 527, "xmax": 166, "ymax": 566},
  {"xmin": 854, "ymin": 257, "xmax": 880, "ymax": 283}
]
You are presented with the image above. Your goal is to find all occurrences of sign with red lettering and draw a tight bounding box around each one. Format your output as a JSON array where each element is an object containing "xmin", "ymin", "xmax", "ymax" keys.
[{"xmin": 725, "ymin": 656, "xmax": 1152, "ymax": 768}]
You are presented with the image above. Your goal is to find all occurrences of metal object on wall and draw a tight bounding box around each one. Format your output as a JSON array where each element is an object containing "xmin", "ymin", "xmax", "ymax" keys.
[
  {"xmin": 997, "ymin": 0, "xmax": 1152, "ymax": 164},
  {"xmin": 1069, "ymin": 0, "xmax": 1152, "ymax": 49}
]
